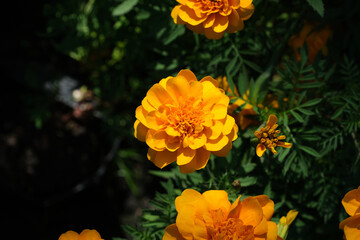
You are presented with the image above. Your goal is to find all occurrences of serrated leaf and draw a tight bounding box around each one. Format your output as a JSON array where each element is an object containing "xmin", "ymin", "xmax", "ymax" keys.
[
  {"xmin": 306, "ymin": 0, "xmax": 325, "ymax": 17},
  {"xmin": 112, "ymin": 0, "xmax": 139, "ymax": 16}
]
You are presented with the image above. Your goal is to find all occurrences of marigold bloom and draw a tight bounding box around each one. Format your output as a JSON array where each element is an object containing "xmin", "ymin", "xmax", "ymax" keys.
[
  {"xmin": 339, "ymin": 186, "xmax": 360, "ymax": 240},
  {"xmin": 171, "ymin": 0, "xmax": 254, "ymax": 39},
  {"xmin": 288, "ymin": 22, "xmax": 332, "ymax": 63},
  {"xmin": 254, "ymin": 115, "xmax": 292, "ymax": 157},
  {"xmin": 134, "ymin": 70, "xmax": 238, "ymax": 173},
  {"xmin": 277, "ymin": 210, "xmax": 298, "ymax": 240},
  {"xmin": 59, "ymin": 229, "xmax": 103, "ymax": 240},
  {"xmin": 163, "ymin": 189, "xmax": 278, "ymax": 240}
]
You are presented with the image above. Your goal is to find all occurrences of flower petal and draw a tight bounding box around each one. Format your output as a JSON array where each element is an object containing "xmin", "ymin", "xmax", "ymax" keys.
[
  {"xmin": 342, "ymin": 187, "xmax": 360, "ymax": 216},
  {"xmin": 266, "ymin": 221, "xmax": 278, "ymax": 240},
  {"xmin": 228, "ymin": 196, "xmax": 241, "ymax": 218},
  {"xmin": 134, "ymin": 120, "xmax": 148, "ymax": 142},
  {"xmin": 239, "ymin": 0, "xmax": 253, "ymax": 8},
  {"xmin": 222, "ymin": 115, "xmax": 236, "ymax": 135},
  {"xmin": 189, "ymin": 133, "xmax": 207, "ymax": 150},
  {"xmin": 79, "ymin": 229, "xmax": 102, "ymax": 240},
  {"xmin": 212, "ymin": 136, "xmax": 232, "ymax": 157},
  {"xmin": 204, "ymin": 121, "xmax": 223, "ymax": 140},
  {"xmin": 163, "ymin": 224, "xmax": 186, "ymax": 240},
  {"xmin": 178, "ymin": 6, "xmax": 206, "ymax": 26},
  {"xmin": 204, "ymin": 27, "xmax": 225, "ymax": 39},
  {"xmin": 266, "ymin": 114, "xmax": 278, "ymax": 128},
  {"xmin": 147, "ymin": 84, "xmax": 174, "ymax": 109},
  {"xmin": 202, "ymin": 190, "xmax": 231, "ymax": 212},
  {"xmin": 239, "ymin": 197, "xmax": 263, "ymax": 227},
  {"xmin": 253, "ymin": 195, "xmax": 275, "ymax": 221},
  {"xmin": 166, "ymin": 75, "xmax": 191, "ymax": 101},
  {"xmin": 212, "ymin": 14, "xmax": 229, "ymax": 33},
  {"xmin": 203, "ymin": 14, "xmax": 216, "ymax": 28},
  {"xmin": 256, "ymin": 143, "xmax": 266, "ymax": 157},
  {"xmin": 205, "ymin": 134, "xmax": 229, "ymax": 151},
  {"xmin": 254, "ymin": 217, "xmax": 268, "ymax": 235},
  {"xmin": 179, "ymin": 147, "xmax": 211, "ymax": 173},
  {"xmin": 277, "ymin": 141, "xmax": 292, "ymax": 148},
  {"xmin": 59, "ymin": 231, "xmax": 80, "ymax": 240},
  {"xmin": 148, "ymin": 148, "xmax": 177, "ymax": 169},
  {"xmin": 177, "ymin": 69, "xmax": 198, "ymax": 82},
  {"xmin": 177, "ymin": 147, "xmax": 196, "ymax": 165}
]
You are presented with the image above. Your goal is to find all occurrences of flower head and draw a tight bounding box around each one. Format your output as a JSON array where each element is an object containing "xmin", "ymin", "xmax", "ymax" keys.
[
  {"xmin": 134, "ymin": 70, "xmax": 238, "ymax": 173},
  {"xmin": 277, "ymin": 210, "xmax": 298, "ymax": 240},
  {"xmin": 254, "ymin": 115, "xmax": 292, "ymax": 157},
  {"xmin": 339, "ymin": 186, "xmax": 360, "ymax": 240},
  {"xmin": 163, "ymin": 189, "xmax": 278, "ymax": 240},
  {"xmin": 59, "ymin": 229, "xmax": 103, "ymax": 240},
  {"xmin": 171, "ymin": 0, "xmax": 254, "ymax": 39},
  {"xmin": 288, "ymin": 22, "xmax": 332, "ymax": 63}
]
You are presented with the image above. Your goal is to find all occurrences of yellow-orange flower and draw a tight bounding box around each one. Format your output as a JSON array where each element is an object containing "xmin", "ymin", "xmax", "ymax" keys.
[
  {"xmin": 134, "ymin": 70, "xmax": 238, "ymax": 173},
  {"xmin": 59, "ymin": 229, "xmax": 103, "ymax": 240},
  {"xmin": 163, "ymin": 189, "xmax": 278, "ymax": 240},
  {"xmin": 288, "ymin": 22, "xmax": 332, "ymax": 63},
  {"xmin": 277, "ymin": 210, "xmax": 298, "ymax": 240},
  {"xmin": 339, "ymin": 186, "xmax": 360, "ymax": 240},
  {"xmin": 171, "ymin": 0, "xmax": 254, "ymax": 39},
  {"xmin": 254, "ymin": 115, "xmax": 292, "ymax": 157}
]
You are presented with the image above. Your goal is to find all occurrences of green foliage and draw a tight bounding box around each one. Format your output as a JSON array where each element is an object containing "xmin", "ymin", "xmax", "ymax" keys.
[{"xmin": 42, "ymin": 0, "xmax": 360, "ymax": 239}]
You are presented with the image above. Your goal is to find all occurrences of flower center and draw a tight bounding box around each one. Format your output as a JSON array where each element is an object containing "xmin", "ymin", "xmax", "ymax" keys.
[
  {"xmin": 167, "ymin": 98, "xmax": 204, "ymax": 137},
  {"xmin": 200, "ymin": 0, "xmax": 227, "ymax": 11},
  {"xmin": 212, "ymin": 218, "xmax": 254, "ymax": 240}
]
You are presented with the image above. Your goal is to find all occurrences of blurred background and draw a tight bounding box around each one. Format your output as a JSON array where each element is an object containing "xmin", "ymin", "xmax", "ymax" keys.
[{"xmin": 1, "ymin": 0, "xmax": 360, "ymax": 239}]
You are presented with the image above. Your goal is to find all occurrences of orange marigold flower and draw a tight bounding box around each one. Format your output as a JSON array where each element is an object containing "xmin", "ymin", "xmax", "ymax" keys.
[
  {"xmin": 171, "ymin": 0, "xmax": 255, "ymax": 39},
  {"xmin": 163, "ymin": 189, "xmax": 278, "ymax": 240},
  {"xmin": 134, "ymin": 70, "xmax": 238, "ymax": 173},
  {"xmin": 254, "ymin": 115, "xmax": 292, "ymax": 157},
  {"xmin": 59, "ymin": 229, "xmax": 103, "ymax": 240},
  {"xmin": 339, "ymin": 186, "xmax": 360, "ymax": 240},
  {"xmin": 288, "ymin": 21, "xmax": 332, "ymax": 63}
]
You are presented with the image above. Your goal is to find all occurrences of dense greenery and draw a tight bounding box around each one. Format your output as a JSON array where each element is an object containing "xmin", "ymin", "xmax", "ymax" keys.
[{"xmin": 8, "ymin": 0, "xmax": 360, "ymax": 239}]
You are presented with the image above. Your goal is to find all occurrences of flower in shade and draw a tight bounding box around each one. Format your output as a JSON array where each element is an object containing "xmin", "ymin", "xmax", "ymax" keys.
[
  {"xmin": 171, "ymin": 0, "xmax": 254, "ymax": 39},
  {"xmin": 277, "ymin": 210, "xmax": 299, "ymax": 240},
  {"xmin": 59, "ymin": 229, "xmax": 103, "ymax": 240},
  {"xmin": 288, "ymin": 21, "xmax": 332, "ymax": 63},
  {"xmin": 339, "ymin": 186, "xmax": 360, "ymax": 240},
  {"xmin": 216, "ymin": 76, "xmax": 282, "ymax": 131},
  {"xmin": 163, "ymin": 189, "xmax": 278, "ymax": 240},
  {"xmin": 216, "ymin": 76, "xmax": 259, "ymax": 130},
  {"xmin": 254, "ymin": 115, "xmax": 292, "ymax": 157},
  {"xmin": 134, "ymin": 70, "xmax": 238, "ymax": 173}
]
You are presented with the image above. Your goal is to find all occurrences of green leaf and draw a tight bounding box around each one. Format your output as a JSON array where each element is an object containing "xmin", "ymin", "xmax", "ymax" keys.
[
  {"xmin": 237, "ymin": 176, "xmax": 257, "ymax": 187},
  {"xmin": 298, "ymin": 145, "xmax": 321, "ymax": 158},
  {"xmin": 283, "ymin": 151, "xmax": 296, "ymax": 175},
  {"xmin": 297, "ymin": 108, "xmax": 314, "ymax": 115},
  {"xmin": 290, "ymin": 110, "xmax": 305, "ymax": 123},
  {"xmin": 300, "ymin": 98, "xmax": 322, "ymax": 107},
  {"xmin": 164, "ymin": 25, "xmax": 185, "ymax": 45},
  {"xmin": 112, "ymin": 0, "xmax": 139, "ymax": 16},
  {"xmin": 226, "ymin": 57, "xmax": 237, "ymax": 94},
  {"xmin": 306, "ymin": 0, "xmax": 325, "ymax": 17}
]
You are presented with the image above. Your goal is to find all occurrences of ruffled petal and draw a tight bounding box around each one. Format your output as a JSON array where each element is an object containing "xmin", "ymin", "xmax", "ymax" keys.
[{"xmin": 163, "ymin": 224, "xmax": 186, "ymax": 240}]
